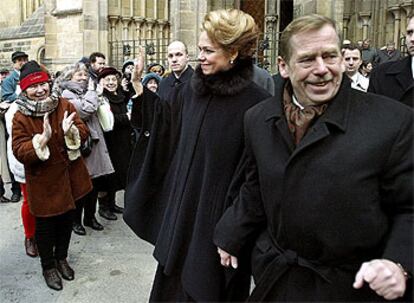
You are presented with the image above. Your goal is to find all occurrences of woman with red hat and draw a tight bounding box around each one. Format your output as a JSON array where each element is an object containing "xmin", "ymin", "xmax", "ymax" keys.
[{"xmin": 12, "ymin": 60, "xmax": 92, "ymax": 291}]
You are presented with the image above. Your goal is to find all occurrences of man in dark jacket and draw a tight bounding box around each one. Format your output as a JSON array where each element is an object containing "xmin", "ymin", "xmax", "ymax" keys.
[
  {"xmin": 88, "ymin": 52, "xmax": 106, "ymax": 84},
  {"xmin": 368, "ymin": 14, "xmax": 413, "ymax": 108},
  {"xmin": 158, "ymin": 40, "xmax": 193, "ymax": 103},
  {"xmin": 376, "ymin": 41, "xmax": 402, "ymax": 65},
  {"xmin": 215, "ymin": 14, "xmax": 412, "ymax": 302}
]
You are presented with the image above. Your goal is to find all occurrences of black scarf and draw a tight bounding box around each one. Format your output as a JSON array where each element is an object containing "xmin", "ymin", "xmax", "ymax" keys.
[
  {"xmin": 103, "ymin": 88, "xmax": 126, "ymax": 104},
  {"xmin": 191, "ymin": 58, "xmax": 254, "ymax": 97}
]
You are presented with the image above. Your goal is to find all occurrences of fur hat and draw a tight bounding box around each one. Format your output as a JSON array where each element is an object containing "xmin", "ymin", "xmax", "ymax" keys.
[
  {"xmin": 19, "ymin": 60, "xmax": 50, "ymax": 91},
  {"xmin": 97, "ymin": 67, "xmax": 121, "ymax": 82},
  {"xmin": 142, "ymin": 72, "xmax": 162, "ymax": 87}
]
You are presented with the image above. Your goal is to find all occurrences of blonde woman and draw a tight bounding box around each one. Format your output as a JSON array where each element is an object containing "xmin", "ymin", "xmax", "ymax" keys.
[{"xmin": 124, "ymin": 9, "xmax": 271, "ymax": 301}]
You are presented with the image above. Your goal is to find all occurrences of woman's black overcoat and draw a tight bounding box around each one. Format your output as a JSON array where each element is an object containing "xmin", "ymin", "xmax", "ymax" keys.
[
  {"xmin": 124, "ymin": 60, "xmax": 270, "ymax": 301},
  {"xmin": 103, "ymin": 89, "xmax": 132, "ymax": 191}
]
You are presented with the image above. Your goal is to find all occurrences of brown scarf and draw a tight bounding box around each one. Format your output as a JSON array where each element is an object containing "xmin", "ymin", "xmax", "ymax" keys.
[{"xmin": 283, "ymin": 83, "xmax": 328, "ymax": 145}]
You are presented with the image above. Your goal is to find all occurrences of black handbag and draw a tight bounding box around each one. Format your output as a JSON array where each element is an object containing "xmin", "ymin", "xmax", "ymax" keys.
[{"xmin": 81, "ymin": 135, "xmax": 94, "ymax": 157}]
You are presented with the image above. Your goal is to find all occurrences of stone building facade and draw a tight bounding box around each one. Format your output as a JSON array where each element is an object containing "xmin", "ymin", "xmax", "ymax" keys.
[{"xmin": 0, "ymin": 0, "xmax": 412, "ymax": 74}]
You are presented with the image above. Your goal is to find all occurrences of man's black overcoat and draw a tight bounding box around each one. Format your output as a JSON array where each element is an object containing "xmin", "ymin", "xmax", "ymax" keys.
[
  {"xmin": 158, "ymin": 65, "xmax": 194, "ymax": 103},
  {"xmin": 124, "ymin": 60, "xmax": 270, "ymax": 301},
  {"xmin": 214, "ymin": 78, "xmax": 413, "ymax": 301},
  {"xmin": 368, "ymin": 55, "xmax": 413, "ymax": 108}
]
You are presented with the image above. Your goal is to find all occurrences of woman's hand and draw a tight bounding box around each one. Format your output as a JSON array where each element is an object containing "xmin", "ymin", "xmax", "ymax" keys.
[
  {"xmin": 217, "ymin": 247, "xmax": 238, "ymax": 269},
  {"xmin": 131, "ymin": 46, "xmax": 144, "ymax": 84},
  {"xmin": 121, "ymin": 78, "xmax": 129, "ymax": 91},
  {"xmin": 39, "ymin": 112, "xmax": 52, "ymax": 149},
  {"xmin": 62, "ymin": 110, "xmax": 76, "ymax": 135}
]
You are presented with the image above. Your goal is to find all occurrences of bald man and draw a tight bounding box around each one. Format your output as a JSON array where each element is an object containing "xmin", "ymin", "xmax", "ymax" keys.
[{"xmin": 158, "ymin": 40, "xmax": 194, "ymax": 103}]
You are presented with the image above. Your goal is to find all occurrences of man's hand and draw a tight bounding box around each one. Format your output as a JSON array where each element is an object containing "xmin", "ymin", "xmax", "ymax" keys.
[
  {"xmin": 353, "ymin": 259, "xmax": 407, "ymax": 300},
  {"xmin": 217, "ymin": 247, "xmax": 238, "ymax": 269},
  {"xmin": 62, "ymin": 111, "xmax": 76, "ymax": 135}
]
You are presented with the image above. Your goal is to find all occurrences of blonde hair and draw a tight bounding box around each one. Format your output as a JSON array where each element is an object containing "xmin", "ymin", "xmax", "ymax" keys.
[
  {"xmin": 202, "ymin": 9, "xmax": 258, "ymax": 59},
  {"xmin": 280, "ymin": 14, "xmax": 340, "ymax": 62}
]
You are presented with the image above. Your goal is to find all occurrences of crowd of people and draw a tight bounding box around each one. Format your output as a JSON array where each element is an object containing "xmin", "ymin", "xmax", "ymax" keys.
[{"xmin": 0, "ymin": 8, "xmax": 412, "ymax": 302}]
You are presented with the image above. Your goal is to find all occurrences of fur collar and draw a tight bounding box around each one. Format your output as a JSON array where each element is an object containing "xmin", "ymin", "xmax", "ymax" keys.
[{"xmin": 191, "ymin": 59, "xmax": 253, "ymax": 96}]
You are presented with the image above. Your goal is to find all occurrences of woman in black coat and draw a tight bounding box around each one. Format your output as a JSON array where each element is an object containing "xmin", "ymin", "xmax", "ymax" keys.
[
  {"xmin": 124, "ymin": 9, "xmax": 271, "ymax": 302},
  {"xmin": 97, "ymin": 67, "xmax": 133, "ymax": 220}
]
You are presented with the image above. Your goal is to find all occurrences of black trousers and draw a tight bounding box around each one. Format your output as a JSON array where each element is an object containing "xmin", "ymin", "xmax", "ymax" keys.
[
  {"xmin": 35, "ymin": 211, "xmax": 73, "ymax": 270},
  {"xmin": 74, "ymin": 186, "xmax": 98, "ymax": 224}
]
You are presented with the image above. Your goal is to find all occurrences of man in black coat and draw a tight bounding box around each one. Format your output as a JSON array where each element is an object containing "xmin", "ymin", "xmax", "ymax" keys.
[
  {"xmin": 158, "ymin": 40, "xmax": 193, "ymax": 103},
  {"xmin": 368, "ymin": 14, "xmax": 413, "ymax": 108},
  {"xmin": 214, "ymin": 14, "xmax": 413, "ymax": 302}
]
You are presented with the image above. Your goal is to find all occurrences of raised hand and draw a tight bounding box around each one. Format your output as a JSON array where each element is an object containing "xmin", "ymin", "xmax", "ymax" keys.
[
  {"xmin": 131, "ymin": 46, "xmax": 144, "ymax": 83},
  {"xmin": 39, "ymin": 112, "xmax": 52, "ymax": 149},
  {"xmin": 62, "ymin": 110, "xmax": 76, "ymax": 135}
]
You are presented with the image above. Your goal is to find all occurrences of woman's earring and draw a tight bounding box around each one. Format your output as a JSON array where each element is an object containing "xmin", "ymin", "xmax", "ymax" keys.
[{"xmin": 230, "ymin": 59, "xmax": 234, "ymax": 64}]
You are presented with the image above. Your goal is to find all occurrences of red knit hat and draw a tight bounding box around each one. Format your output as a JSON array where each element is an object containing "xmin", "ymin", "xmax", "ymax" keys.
[{"xmin": 19, "ymin": 60, "xmax": 50, "ymax": 91}]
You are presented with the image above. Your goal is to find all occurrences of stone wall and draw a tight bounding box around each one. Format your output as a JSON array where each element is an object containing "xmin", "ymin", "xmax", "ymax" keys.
[{"xmin": 0, "ymin": 37, "xmax": 45, "ymax": 71}]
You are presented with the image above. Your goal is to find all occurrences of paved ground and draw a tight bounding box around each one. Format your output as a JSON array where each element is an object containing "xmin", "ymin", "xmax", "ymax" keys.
[{"xmin": 0, "ymin": 188, "xmax": 157, "ymax": 303}]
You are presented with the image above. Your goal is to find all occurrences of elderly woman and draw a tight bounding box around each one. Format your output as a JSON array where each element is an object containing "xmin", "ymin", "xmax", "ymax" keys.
[
  {"xmin": 12, "ymin": 60, "xmax": 92, "ymax": 291},
  {"xmin": 124, "ymin": 9, "xmax": 271, "ymax": 301},
  {"xmin": 56, "ymin": 62, "xmax": 115, "ymax": 235},
  {"xmin": 96, "ymin": 67, "xmax": 134, "ymax": 220}
]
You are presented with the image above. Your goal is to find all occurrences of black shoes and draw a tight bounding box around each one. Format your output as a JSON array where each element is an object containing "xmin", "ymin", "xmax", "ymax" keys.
[
  {"xmin": 56, "ymin": 259, "xmax": 75, "ymax": 281},
  {"xmin": 110, "ymin": 204, "xmax": 124, "ymax": 214},
  {"xmin": 72, "ymin": 222, "xmax": 86, "ymax": 236},
  {"xmin": 43, "ymin": 260, "xmax": 75, "ymax": 290},
  {"xmin": 0, "ymin": 195, "xmax": 11, "ymax": 203},
  {"xmin": 43, "ymin": 268, "xmax": 62, "ymax": 291},
  {"xmin": 25, "ymin": 237, "xmax": 38, "ymax": 257},
  {"xmin": 99, "ymin": 208, "xmax": 117, "ymax": 220},
  {"xmin": 84, "ymin": 217, "xmax": 104, "ymax": 231},
  {"xmin": 10, "ymin": 193, "xmax": 21, "ymax": 203}
]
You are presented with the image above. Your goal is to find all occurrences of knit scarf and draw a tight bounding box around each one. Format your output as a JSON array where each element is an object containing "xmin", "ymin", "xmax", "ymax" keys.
[
  {"xmin": 283, "ymin": 82, "xmax": 328, "ymax": 145},
  {"xmin": 16, "ymin": 88, "xmax": 60, "ymax": 117}
]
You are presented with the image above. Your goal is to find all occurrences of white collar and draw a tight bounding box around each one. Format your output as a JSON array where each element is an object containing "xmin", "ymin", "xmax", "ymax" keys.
[
  {"xmin": 411, "ymin": 56, "xmax": 414, "ymax": 80},
  {"xmin": 292, "ymin": 95, "xmax": 305, "ymax": 110}
]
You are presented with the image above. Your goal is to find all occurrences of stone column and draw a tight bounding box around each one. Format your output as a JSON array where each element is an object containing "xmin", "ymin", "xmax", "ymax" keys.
[
  {"xmin": 343, "ymin": 13, "xmax": 351, "ymax": 40},
  {"xmin": 134, "ymin": 17, "xmax": 145, "ymax": 42},
  {"xmin": 169, "ymin": 0, "xmax": 208, "ymax": 65},
  {"xmin": 146, "ymin": 18, "xmax": 155, "ymax": 39},
  {"xmin": 121, "ymin": 16, "xmax": 131, "ymax": 41},
  {"xmin": 108, "ymin": 15, "xmax": 119, "ymax": 42},
  {"xmin": 264, "ymin": 13, "xmax": 278, "ymax": 73},
  {"xmin": 359, "ymin": 12, "xmax": 371, "ymax": 40},
  {"xmin": 157, "ymin": 20, "xmax": 168, "ymax": 64},
  {"xmin": 401, "ymin": 1, "xmax": 413, "ymax": 35},
  {"xmin": 388, "ymin": 6, "xmax": 401, "ymax": 47}
]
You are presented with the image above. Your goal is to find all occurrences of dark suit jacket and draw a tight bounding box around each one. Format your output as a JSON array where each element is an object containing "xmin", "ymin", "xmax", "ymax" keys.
[
  {"xmin": 368, "ymin": 55, "xmax": 413, "ymax": 107},
  {"xmin": 215, "ymin": 78, "xmax": 413, "ymax": 301}
]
